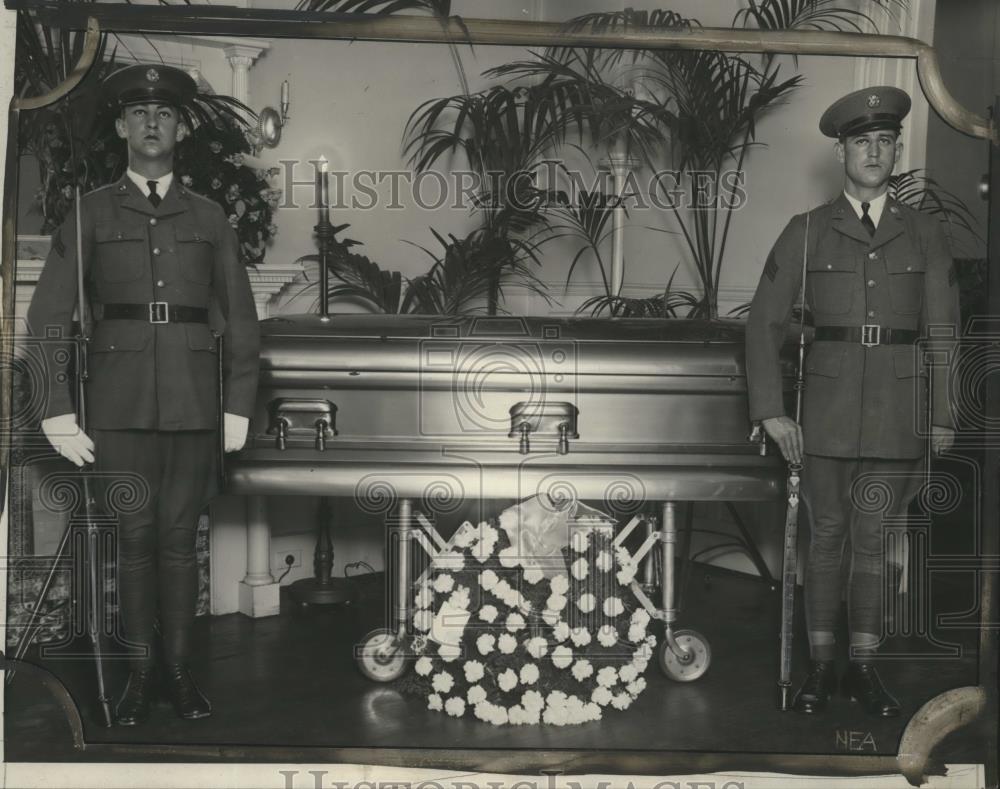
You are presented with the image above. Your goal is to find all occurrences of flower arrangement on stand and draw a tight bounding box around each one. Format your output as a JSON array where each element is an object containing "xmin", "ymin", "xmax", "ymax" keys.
[{"xmin": 405, "ymin": 497, "xmax": 656, "ymax": 726}]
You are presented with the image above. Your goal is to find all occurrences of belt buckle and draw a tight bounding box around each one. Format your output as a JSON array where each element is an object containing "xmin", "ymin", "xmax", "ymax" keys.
[
  {"xmin": 149, "ymin": 301, "xmax": 169, "ymax": 324},
  {"xmin": 861, "ymin": 324, "xmax": 881, "ymax": 347}
]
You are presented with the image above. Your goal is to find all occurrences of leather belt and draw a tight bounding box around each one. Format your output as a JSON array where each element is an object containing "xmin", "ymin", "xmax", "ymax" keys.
[
  {"xmin": 815, "ymin": 325, "xmax": 919, "ymax": 347},
  {"xmin": 102, "ymin": 302, "xmax": 209, "ymax": 324}
]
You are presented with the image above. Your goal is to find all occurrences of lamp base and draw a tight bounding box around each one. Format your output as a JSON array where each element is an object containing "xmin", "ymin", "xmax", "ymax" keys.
[{"xmin": 287, "ymin": 576, "xmax": 355, "ymax": 606}]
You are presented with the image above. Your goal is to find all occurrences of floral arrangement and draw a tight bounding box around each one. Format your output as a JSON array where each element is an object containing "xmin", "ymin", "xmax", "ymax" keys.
[
  {"xmin": 175, "ymin": 131, "xmax": 282, "ymax": 268},
  {"xmin": 406, "ymin": 496, "xmax": 656, "ymax": 726}
]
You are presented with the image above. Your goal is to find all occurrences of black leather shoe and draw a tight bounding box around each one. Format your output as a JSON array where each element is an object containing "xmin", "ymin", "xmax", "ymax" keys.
[
  {"xmin": 116, "ymin": 666, "xmax": 157, "ymax": 726},
  {"xmin": 842, "ymin": 662, "xmax": 900, "ymax": 717},
  {"xmin": 164, "ymin": 663, "xmax": 212, "ymax": 720},
  {"xmin": 792, "ymin": 660, "xmax": 837, "ymax": 714}
]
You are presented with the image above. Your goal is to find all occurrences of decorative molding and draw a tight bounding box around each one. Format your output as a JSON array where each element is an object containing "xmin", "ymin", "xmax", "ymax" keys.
[
  {"xmin": 247, "ymin": 262, "xmax": 306, "ymax": 319},
  {"xmin": 853, "ymin": 0, "xmax": 937, "ymax": 171}
]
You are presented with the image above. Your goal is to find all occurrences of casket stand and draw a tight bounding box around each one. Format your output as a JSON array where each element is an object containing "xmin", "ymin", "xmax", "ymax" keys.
[{"xmin": 226, "ymin": 313, "xmax": 797, "ymax": 680}]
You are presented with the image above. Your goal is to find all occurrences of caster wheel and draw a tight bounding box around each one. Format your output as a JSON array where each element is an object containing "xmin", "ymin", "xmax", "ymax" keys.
[
  {"xmin": 658, "ymin": 629, "xmax": 711, "ymax": 682},
  {"xmin": 357, "ymin": 629, "xmax": 408, "ymax": 682}
]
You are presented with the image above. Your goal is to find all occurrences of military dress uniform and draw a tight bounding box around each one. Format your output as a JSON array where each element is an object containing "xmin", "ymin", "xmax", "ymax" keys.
[
  {"xmin": 27, "ymin": 65, "xmax": 260, "ymax": 722},
  {"xmin": 745, "ymin": 87, "xmax": 960, "ymax": 716}
]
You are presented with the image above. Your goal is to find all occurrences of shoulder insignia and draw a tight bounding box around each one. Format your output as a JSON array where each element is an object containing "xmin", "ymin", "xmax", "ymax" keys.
[
  {"xmin": 51, "ymin": 227, "xmax": 66, "ymax": 257},
  {"xmin": 763, "ymin": 252, "xmax": 779, "ymax": 283}
]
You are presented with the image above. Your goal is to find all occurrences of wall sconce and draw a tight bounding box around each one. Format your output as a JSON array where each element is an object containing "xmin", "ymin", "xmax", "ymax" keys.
[{"xmin": 254, "ymin": 80, "xmax": 290, "ymax": 152}]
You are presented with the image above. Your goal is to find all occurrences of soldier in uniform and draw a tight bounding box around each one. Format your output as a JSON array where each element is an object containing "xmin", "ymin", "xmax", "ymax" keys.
[
  {"xmin": 746, "ymin": 87, "xmax": 958, "ymax": 716},
  {"xmin": 27, "ymin": 64, "xmax": 260, "ymax": 725}
]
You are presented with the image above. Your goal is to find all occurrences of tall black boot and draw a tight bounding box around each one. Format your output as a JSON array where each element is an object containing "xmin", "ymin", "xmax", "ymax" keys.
[{"xmin": 792, "ymin": 660, "xmax": 837, "ymax": 714}]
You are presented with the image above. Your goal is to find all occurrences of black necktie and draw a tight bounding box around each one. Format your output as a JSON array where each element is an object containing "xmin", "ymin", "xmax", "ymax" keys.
[
  {"xmin": 147, "ymin": 180, "xmax": 161, "ymax": 208},
  {"xmin": 860, "ymin": 201, "xmax": 876, "ymax": 237}
]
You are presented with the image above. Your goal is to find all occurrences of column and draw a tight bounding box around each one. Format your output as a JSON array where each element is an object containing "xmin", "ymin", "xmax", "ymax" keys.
[{"xmin": 238, "ymin": 496, "xmax": 280, "ymax": 618}]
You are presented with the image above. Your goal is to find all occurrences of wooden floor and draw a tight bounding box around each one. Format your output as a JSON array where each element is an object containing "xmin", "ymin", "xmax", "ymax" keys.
[{"xmin": 3, "ymin": 561, "xmax": 987, "ymax": 769}]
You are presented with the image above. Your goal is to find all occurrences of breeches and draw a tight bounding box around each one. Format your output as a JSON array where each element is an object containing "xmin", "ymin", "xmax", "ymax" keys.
[
  {"xmin": 94, "ymin": 429, "xmax": 218, "ymax": 664},
  {"xmin": 801, "ymin": 455, "xmax": 923, "ymax": 642}
]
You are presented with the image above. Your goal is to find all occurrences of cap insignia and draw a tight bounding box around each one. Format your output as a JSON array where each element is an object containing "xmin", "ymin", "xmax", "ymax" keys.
[
  {"xmin": 146, "ymin": 68, "xmax": 160, "ymax": 83},
  {"xmin": 867, "ymin": 93, "xmax": 881, "ymax": 108}
]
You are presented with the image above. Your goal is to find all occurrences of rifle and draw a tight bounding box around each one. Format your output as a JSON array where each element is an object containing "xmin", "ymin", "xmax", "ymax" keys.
[{"xmin": 776, "ymin": 210, "xmax": 810, "ymax": 712}]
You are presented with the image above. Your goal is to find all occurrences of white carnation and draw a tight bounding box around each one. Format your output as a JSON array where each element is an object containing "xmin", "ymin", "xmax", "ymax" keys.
[
  {"xmin": 603, "ymin": 596, "xmax": 625, "ymax": 618},
  {"xmin": 547, "ymin": 690, "xmax": 568, "ymax": 708},
  {"xmin": 541, "ymin": 608, "xmax": 561, "ymax": 626},
  {"xmin": 570, "ymin": 627, "xmax": 592, "ymax": 648},
  {"xmin": 550, "ymin": 574, "xmax": 570, "ymax": 595},
  {"xmin": 616, "ymin": 562, "xmax": 637, "ymax": 586},
  {"xmin": 627, "ymin": 678, "xmax": 647, "ymax": 697},
  {"xmin": 414, "ymin": 585, "xmax": 434, "ymax": 609},
  {"xmin": 519, "ymin": 663, "xmax": 540, "ymax": 685},
  {"xmin": 413, "ymin": 609, "xmax": 433, "ymax": 632},
  {"xmin": 498, "ymin": 633, "xmax": 518, "ymax": 654},
  {"xmin": 467, "ymin": 684, "xmax": 487, "ymax": 705},
  {"xmin": 508, "ymin": 705, "xmax": 526, "ymax": 725},
  {"xmin": 595, "ymin": 550, "xmax": 613, "ymax": 572},
  {"xmin": 571, "ymin": 557, "xmax": 589, "ymax": 581},
  {"xmin": 438, "ymin": 642, "xmax": 461, "ymax": 662},
  {"xmin": 432, "ymin": 671, "xmax": 454, "ymax": 694},
  {"xmin": 444, "ymin": 697, "xmax": 466, "ymax": 717},
  {"xmin": 525, "ymin": 636, "xmax": 548, "ymax": 660},
  {"xmin": 571, "ymin": 659, "xmax": 594, "ymax": 682},
  {"xmin": 498, "ymin": 668, "xmax": 519, "ymax": 692},
  {"xmin": 498, "ymin": 546, "xmax": 520, "ymax": 568},
  {"xmin": 506, "ymin": 612, "xmax": 526, "ymax": 632},
  {"xmin": 414, "ymin": 656, "xmax": 434, "ymax": 676},
  {"xmin": 597, "ymin": 625, "xmax": 618, "ymax": 648},
  {"xmin": 547, "ymin": 594, "xmax": 568, "ymax": 612},
  {"xmin": 464, "ymin": 660, "xmax": 485, "ymax": 683},
  {"xmin": 433, "ymin": 573, "xmax": 455, "ymax": 593},
  {"xmin": 428, "ymin": 693, "xmax": 443, "ymax": 711},
  {"xmin": 627, "ymin": 625, "xmax": 645, "ymax": 644},
  {"xmin": 576, "ymin": 593, "xmax": 596, "ymax": 614},
  {"xmin": 632, "ymin": 657, "xmax": 650, "ymax": 675},
  {"xmin": 553, "ymin": 621, "xmax": 571, "ymax": 642},
  {"xmin": 523, "ymin": 566, "xmax": 544, "ymax": 585},
  {"xmin": 619, "ymin": 664, "xmax": 639, "ymax": 683},
  {"xmin": 480, "ymin": 569, "xmax": 499, "ymax": 591},
  {"xmin": 551, "ymin": 645, "xmax": 573, "ymax": 669},
  {"xmin": 596, "ymin": 666, "xmax": 618, "ymax": 688},
  {"xmin": 476, "ymin": 633, "xmax": 495, "ymax": 656},
  {"xmin": 611, "ymin": 691, "xmax": 632, "ymax": 710},
  {"xmin": 521, "ymin": 690, "xmax": 544, "ymax": 712},
  {"xmin": 592, "ymin": 686, "xmax": 613, "ymax": 706},
  {"xmin": 631, "ymin": 608, "xmax": 651, "ymax": 626},
  {"xmin": 479, "ymin": 604, "xmax": 499, "ymax": 624},
  {"xmin": 543, "ymin": 705, "xmax": 569, "ymax": 726}
]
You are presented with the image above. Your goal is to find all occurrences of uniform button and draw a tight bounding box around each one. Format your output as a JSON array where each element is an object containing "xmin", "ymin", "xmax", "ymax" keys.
[
  {"xmin": 906, "ymin": 265, "xmax": 912, "ymax": 271},
  {"xmin": 156, "ymin": 279, "xmax": 165, "ymax": 288},
  {"xmin": 152, "ymin": 247, "xmax": 161, "ymax": 255},
  {"xmin": 109, "ymin": 345, "xmax": 116, "ymax": 350},
  {"xmin": 826, "ymin": 264, "xmax": 832, "ymax": 270},
  {"xmin": 149, "ymin": 217, "xmax": 157, "ymax": 226},
  {"xmin": 868, "ymin": 251, "xmax": 878, "ymax": 260},
  {"xmin": 868, "ymin": 279, "xmax": 876, "ymax": 288}
]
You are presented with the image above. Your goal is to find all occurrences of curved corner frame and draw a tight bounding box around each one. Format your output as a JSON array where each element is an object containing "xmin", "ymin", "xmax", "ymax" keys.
[{"xmin": 11, "ymin": 16, "xmax": 101, "ymax": 112}]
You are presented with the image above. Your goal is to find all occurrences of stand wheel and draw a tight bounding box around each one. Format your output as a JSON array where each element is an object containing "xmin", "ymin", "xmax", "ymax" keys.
[
  {"xmin": 356, "ymin": 629, "xmax": 407, "ymax": 682},
  {"xmin": 658, "ymin": 629, "xmax": 711, "ymax": 682}
]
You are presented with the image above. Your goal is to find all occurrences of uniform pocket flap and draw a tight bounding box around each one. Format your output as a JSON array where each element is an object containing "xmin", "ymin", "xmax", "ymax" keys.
[
  {"xmin": 805, "ymin": 346, "xmax": 846, "ymax": 377},
  {"xmin": 893, "ymin": 347, "xmax": 925, "ymax": 378},
  {"xmin": 90, "ymin": 322, "xmax": 151, "ymax": 352},
  {"xmin": 186, "ymin": 323, "xmax": 218, "ymax": 352},
  {"xmin": 175, "ymin": 224, "xmax": 214, "ymax": 245},
  {"xmin": 95, "ymin": 222, "xmax": 145, "ymax": 243},
  {"xmin": 808, "ymin": 254, "xmax": 856, "ymax": 273},
  {"xmin": 885, "ymin": 256, "xmax": 927, "ymax": 275}
]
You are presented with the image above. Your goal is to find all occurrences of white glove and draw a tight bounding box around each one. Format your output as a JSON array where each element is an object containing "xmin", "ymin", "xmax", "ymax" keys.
[
  {"xmin": 41, "ymin": 413, "xmax": 95, "ymax": 467},
  {"xmin": 223, "ymin": 412, "xmax": 249, "ymax": 452}
]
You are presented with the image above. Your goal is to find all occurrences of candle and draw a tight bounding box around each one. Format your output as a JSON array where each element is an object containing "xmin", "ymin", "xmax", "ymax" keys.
[
  {"xmin": 281, "ymin": 80, "xmax": 289, "ymax": 108},
  {"xmin": 316, "ymin": 155, "xmax": 329, "ymax": 222}
]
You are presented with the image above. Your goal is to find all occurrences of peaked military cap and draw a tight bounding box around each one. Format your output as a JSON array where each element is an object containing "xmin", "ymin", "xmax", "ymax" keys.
[
  {"xmin": 819, "ymin": 86, "xmax": 911, "ymax": 138},
  {"xmin": 102, "ymin": 64, "xmax": 198, "ymax": 110}
]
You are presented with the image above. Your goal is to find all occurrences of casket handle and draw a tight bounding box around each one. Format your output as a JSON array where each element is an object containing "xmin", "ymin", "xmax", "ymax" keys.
[
  {"xmin": 518, "ymin": 423, "xmax": 531, "ymax": 455},
  {"xmin": 266, "ymin": 398, "xmax": 338, "ymax": 451},
  {"xmin": 558, "ymin": 423, "xmax": 569, "ymax": 455},
  {"xmin": 276, "ymin": 418, "xmax": 289, "ymax": 451}
]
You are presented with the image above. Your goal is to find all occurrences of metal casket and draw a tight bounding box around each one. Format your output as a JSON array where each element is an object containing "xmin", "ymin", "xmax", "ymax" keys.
[{"xmin": 227, "ymin": 314, "xmax": 793, "ymax": 507}]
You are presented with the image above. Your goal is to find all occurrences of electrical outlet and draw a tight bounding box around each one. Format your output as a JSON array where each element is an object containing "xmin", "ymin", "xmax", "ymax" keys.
[{"xmin": 274, "ymin": 550, "xmax": 302, "ymax": 569}]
